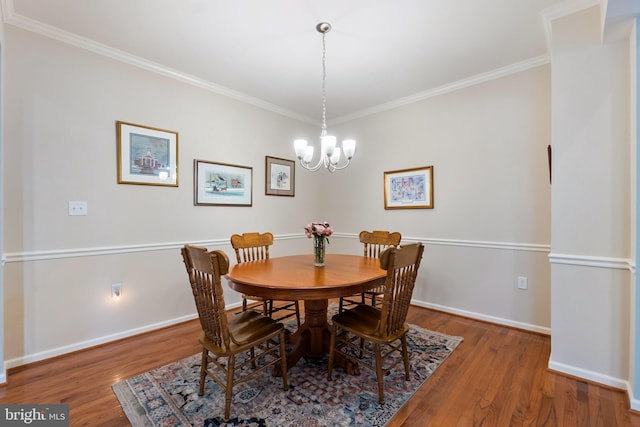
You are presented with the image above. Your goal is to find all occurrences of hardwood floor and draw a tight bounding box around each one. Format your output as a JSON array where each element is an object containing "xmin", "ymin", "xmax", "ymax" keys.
[{"xmin": 1, "ymin": 304, "xmax": 639, "ymax": 426}]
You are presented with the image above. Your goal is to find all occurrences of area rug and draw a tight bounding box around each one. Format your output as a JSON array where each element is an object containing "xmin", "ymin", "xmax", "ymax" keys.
[{"xmin": 113, "ymin": 320, "xmax": 462, "ymax": 426}]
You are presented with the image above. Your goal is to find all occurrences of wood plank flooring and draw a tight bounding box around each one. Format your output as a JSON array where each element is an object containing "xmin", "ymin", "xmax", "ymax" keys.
[{"xmin": 1, "ymin": 304, "xmax": 639, "ymax": 426}]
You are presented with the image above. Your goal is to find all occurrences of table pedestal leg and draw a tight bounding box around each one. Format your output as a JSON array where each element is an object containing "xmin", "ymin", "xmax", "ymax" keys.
[
  {"xmin": 271, "ymin": 299, "xmax": 359, "ymax": 376},
  {"xmin": 280, "ymin": 299, "xmax": 328, "ymax": 372}
]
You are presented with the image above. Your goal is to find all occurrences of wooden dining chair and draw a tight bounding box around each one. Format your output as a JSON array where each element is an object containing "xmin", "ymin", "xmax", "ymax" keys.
[
  {"xmin": 181, "ymin": 244, "xmax": 288, "ymax": 422},
  {"xmin": 230, "ymin": 232, "xmax": 301, "ymax": 327},
  {"xmin": 327, "ymin": 242, "xmax": 424, "ymax": 404},
  {"xmin": 339, "ymin": 230, "xmax": 402, "ymax": 312}
]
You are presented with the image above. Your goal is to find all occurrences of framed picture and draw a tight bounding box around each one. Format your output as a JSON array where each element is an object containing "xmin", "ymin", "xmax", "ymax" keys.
[
  {"xmin": 116, "ymin": 121, "xmax": 179, "ymax": 187},
  {"xmin": 265, "ymin": 156, "xmax": 295, "ymax": 197},
  {"xmin": 384, "ymin": 166, "xmax": 434, "ymax": 209},
  {"xmin": 194, "ymin": 159, "xmax": 253, "ymax": 206}
]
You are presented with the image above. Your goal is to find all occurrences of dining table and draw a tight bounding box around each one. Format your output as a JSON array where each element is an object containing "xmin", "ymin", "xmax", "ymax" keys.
[{"xmin": 225, "ymin": 253, "xmax": 387, "ymax": 375}]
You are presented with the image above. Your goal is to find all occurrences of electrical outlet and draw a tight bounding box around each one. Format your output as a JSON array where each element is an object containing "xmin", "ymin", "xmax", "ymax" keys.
[
  {"xmin": 517, "ymin": 276, "xmax": 528, "ymax": 290},
  {"xmin": 68, "ymin": 201, "xmax": 88, "ymax": 216},
  {"xmin": 111, "ymin": 283, "xmax": 122, "ymax": 299}
]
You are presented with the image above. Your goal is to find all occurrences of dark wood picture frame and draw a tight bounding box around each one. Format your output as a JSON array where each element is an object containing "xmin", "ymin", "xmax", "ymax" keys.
[
  {"xmin": 265, "ymin": 156, "xmax": 295, "ymax": 197},
  {"xmin": 194, "ymin": 159, "xmax": 253, "ymax": 206}
]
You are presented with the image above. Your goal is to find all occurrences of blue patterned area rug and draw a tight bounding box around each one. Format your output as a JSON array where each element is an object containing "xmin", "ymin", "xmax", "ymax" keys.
[{"xmin": 113, "ymin": 322, "xmax": 462, "ymax": 426}]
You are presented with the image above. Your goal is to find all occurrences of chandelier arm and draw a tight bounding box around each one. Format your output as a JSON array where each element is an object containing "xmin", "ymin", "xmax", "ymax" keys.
[
  {"xmin": 298, "ymin": 158, "xmax": 325, "ymax": 172},
  {"xmin": 328, "ymin": 158, "xmax": 351, "ymax": 172}
]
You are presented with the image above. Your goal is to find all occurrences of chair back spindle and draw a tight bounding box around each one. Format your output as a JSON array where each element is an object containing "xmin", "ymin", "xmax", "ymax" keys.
[
  {"xmin": 180, "ymin": 243, "xmax": 289, "ymax": 421},
  {"xmin": 230, "ymin": 232, "xmax": 300, "ymax": 326},
  {"xmin": 181, "ymin": 245, "xmax": 232, "ymax": 352},
  {"xmin": 378, "ymin": 243, "xmax": 424, "ymax": 337},
  {"xmin": 231, "ymin": 232, "xmax": 273, "ymax": 263},
  {"xmin": 339, "ymin": 230, "xmax": 402, "ymax": 312},
  {"xmin": 360, "ymin": 230, "xmax": 401, "ymax": 258},
  {"xmin": 328, "ymin": 242, "xmax": 425, "ymax": 405}
]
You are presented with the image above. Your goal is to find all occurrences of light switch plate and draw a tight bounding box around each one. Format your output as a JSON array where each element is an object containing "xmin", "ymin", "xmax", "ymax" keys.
[
  {"xmin": 68, "ymin": 201, "xmax": 88, "ymax": 216},
  {"xmin": 517, "ymin": 276, "xmax": 528, "ymax": 290}
]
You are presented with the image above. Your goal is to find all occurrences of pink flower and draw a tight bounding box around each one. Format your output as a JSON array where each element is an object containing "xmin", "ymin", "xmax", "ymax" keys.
[{"xmin": 304, "ymin": 221, "xmax": 333, "ymax": 242}]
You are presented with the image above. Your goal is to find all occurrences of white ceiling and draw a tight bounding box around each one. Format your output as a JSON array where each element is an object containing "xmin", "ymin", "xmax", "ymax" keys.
[{"xmin": 2, "ymin": 0, "xmax": 638, "ymax": 124}]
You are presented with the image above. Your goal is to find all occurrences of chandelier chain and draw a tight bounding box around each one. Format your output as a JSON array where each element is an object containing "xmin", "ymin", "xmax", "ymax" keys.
[
  {"xmin": 321, "ymin": 30, "xmax": 327, "ymax": 136},
  {"xmin": 293, "ymin": 22, "xmax": 356, "ymax": 173}
]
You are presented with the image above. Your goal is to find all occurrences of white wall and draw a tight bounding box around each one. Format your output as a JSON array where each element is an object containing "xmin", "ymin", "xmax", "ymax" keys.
[
  {"xmin": 3, "ymin": 16, "xmax": 553, "ymax": 368},
  {"xmin": 2, "ymin": 26, "xmax": 319, "ymax": 367},
  {"xmin": 629, "ymin": 17, "xmax": 638, "ymax": 408},
  {"xmin": 327, "ymin": 66, "xmax": 552, "ymax": 332},
  {"xmin": 549, "ymin": 6, "xmax": 632, "ymax": 388},
  {"xmin": 0, "ymin": 0, "xmax": 6, "ymax": 384}
]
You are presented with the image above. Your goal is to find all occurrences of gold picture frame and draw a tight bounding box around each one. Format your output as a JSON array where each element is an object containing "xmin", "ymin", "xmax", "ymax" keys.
[
  {"xmin": 116, "ymin": 121, "xmax": 179, "ymax": 187},
  {"xmin": 384, "ymin": 166, "xmax": 434, "ymax": 209}
]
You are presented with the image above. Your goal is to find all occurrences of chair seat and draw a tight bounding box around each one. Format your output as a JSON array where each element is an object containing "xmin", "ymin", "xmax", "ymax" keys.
[
  {"xmin": 201, "ymin": 310, "xmax": 284, "ymax": 354},
  {"xmin": 182, "ymin": 244, "xmax": 288, "ymax": 422},
  {"xmin": 329, "ymin": 243, "xmax": 424, "ymax": 406},
  {"xmin": 332, "ymin": 304, "xmax": 409, "ymax": 343}
]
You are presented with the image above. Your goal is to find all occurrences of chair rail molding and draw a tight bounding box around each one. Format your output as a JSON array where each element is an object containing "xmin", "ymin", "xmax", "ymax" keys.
[
  {"xmin": 3, "ymin": 233, "xmax": 551, "ymax": 263},
  {"xmin": 3, "ymin": 239, "xmax": 229, "ymax": 263},
  {"xmin": 548, "ymin": 252, "xmax": 633, "ymax": 271}
]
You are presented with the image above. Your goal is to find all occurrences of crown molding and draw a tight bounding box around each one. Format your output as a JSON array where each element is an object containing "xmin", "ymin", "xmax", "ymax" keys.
[
  {"xmin": 3, "ymin": 0, "xmax": 600, "ymax": 128},
  {"xmin": 540, "ymin": 0, "xmax": 601, "ymax": 50},
  {"xmin": 0, "ymin": 0, "xmax": 13, "ymax": 24},
  {"xmin": 331, "ymin": 54, "xmax": 550, "ymax": 125},
  {"xmin": 542, "ymin": 0, "xmax": 601, "ymax": 22},
  {"xmin": 1, "ymin": 1, "xmax": 316, "ymax": 125}
]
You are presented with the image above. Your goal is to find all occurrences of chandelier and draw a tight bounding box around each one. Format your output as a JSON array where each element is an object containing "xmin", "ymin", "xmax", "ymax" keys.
[{"xmin": 294, "ymin": 22, "xmax": 356, "ymax": 172}]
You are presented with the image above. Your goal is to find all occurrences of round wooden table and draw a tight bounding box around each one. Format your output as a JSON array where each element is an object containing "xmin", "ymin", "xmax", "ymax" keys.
[{"xmin": 226, "ymin": 254, "xmax": 386, "ymax": 373}]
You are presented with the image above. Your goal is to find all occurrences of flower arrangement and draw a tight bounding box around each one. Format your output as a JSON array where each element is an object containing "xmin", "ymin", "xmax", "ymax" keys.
[
  {"xmin": 304, "ymin": 221, "xmax": 334, "ymax": 242},
  {"xmin": 305, "ymin": 221, "xmax": 333, "ymax": 267}
]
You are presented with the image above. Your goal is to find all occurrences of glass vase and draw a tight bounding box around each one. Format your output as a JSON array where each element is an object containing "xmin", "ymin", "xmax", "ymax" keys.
[{"xmin": 313, "ymin": 236, "xmax": 326, "ymax": 267}]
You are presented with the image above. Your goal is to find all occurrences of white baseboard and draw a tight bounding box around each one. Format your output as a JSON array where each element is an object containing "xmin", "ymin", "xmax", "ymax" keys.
[
  {"xmin": 418, "ymin": 300, "xmax": 636, "ymax": 409},
  {"xmin": 3, "ymin": 298, "xmax": 540, "ymax": 371},
  {"xmin": 4, "ymin": 301, "xmax": 245, "ymax": 371},
  {"xmin": 548, "ymin": 359, "xmax": 628, "ymax": 391},
  {"xmin": 3, "ymin": 312, "xmax": 195, "ymax": 370},
  {"xmin": 628, "ymin": 383, "xmax": 640, "ymax": 411},
  {"xmin": 411, "ymin": 299, "xmax": 551, "ymax": 335}
]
